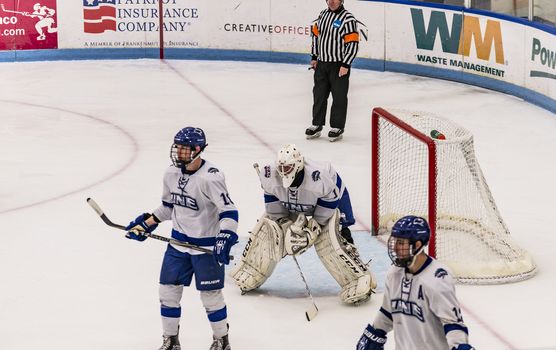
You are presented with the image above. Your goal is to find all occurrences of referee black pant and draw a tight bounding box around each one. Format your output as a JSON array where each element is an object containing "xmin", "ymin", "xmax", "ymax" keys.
[{"xmin": 311, "ymin": 61, "xmax": 350, "ymax": 129}]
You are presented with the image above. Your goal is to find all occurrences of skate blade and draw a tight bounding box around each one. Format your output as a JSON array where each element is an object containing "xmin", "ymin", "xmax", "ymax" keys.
[
  {"xmin": 306, "ymin": 131, "xmax": 321, "ymax": 140},
  {"xmin": 328, "ymin": 135, "xmax": 343, "ymax": 142}
]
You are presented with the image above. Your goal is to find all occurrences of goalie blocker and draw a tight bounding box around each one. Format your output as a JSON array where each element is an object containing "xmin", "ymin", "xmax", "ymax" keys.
[{"xmin": 231, "ymin": 209, "xmax": 376, "ymax": 304}]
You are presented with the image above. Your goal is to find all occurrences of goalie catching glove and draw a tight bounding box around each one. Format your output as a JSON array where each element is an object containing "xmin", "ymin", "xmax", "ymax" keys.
[
  {"xmin": 284, "ymin": 214, "xmax": 321, "ymax": 255},
  {"xmin": 125, "ymin": 213, "xmax": 158, "ymax": 241}
]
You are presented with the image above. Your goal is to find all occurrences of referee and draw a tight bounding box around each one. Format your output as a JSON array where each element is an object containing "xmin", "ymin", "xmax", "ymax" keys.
[{"xmin": 306, "ymin": 0, "xmax": 359, "ymax": 142}]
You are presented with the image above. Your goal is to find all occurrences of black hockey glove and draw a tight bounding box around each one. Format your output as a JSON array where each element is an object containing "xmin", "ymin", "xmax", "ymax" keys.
[
  {"xmin": 214, "ymin": 231, "xmax": 238, "ymax": 265},
  {"xmin": 356, "ymin": 324, "xmax": 387, "ymax": 350}
]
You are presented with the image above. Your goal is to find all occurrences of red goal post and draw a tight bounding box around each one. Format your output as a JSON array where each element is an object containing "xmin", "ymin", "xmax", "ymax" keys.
[{"xmin": 371, "ymin": 107, "xmax": 536, "ymax": 284}]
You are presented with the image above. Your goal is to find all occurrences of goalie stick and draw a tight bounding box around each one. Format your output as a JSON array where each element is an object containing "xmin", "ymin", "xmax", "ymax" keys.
[
  {"xmin": 253, "ymin": 163, "xmax": 319, "ymax": 321},
  {"xmin": 86, "ymin": 198, "xmax": 233, "ymax": 259}
]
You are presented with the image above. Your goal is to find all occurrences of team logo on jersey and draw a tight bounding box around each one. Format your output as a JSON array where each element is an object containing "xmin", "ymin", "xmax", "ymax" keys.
[
  {"xmin": 311, "ymin": 170, "xmax": 321, "ymax": 181},
  {"xmin": 401, "ymin": 277, "xmax": 413, "ymax": 300},
  {"xmin": 333, "ymin": 19, "xmax": 342, "ymax": 28},
  {"xmin": 264, "ymin": 165, "xmax": 271, "ymax": 178},
  {"xmin": 435, "ymin": 268, "xmax": 448, "ymax": 279},
  {"xmin": 288, "ymin": 188, "xmax": 298, "ymax": 201},
  {"xmin": 178, "ymin": 175, "xmax": 189, "ymax": 192},
  {"xmin": 208, "ymin": 167, "xmax": 219, "ymax": 173}
]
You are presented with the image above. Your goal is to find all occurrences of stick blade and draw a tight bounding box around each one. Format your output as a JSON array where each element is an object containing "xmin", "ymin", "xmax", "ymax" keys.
[{"xmin": 305, "ymin": 304, "xmax": 319, "ymax": 321}]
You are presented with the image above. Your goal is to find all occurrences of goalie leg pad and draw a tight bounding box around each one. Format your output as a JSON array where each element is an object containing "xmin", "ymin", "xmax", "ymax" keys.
[
  {"xmin": 314, "ymin": 209, "xmax": 376, "ymax": 304},
  {"xmin": 230, "ymin": 215, "xmax": 285, "ymax": 292}
]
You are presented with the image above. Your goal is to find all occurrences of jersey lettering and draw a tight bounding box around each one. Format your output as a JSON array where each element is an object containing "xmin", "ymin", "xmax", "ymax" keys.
[
  {"xmin": 452, "ymin": 307, "xmax": 464, "ymax": 322},
  {"xmin": 418, "ymin": 285, "xmax": 424, "ymax": 300},
  {"xmin": 220, "ymin": 192, "xmax": 234, "ymax": 205},
  {"xmin": 170, "ymin": 192, "xmax": 199, "ymax": 210},
  {"xmin": 281, "ymin": 201, "xmax": 315, "ymax": 213},
  {"xmin": 391, "ymin": 299, "xmax": 425, "ymax": 322}
]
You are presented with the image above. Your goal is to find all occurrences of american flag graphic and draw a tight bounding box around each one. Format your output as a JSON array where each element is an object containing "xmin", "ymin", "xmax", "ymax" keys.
[{"xmin": 83, "ymin": 0, "xmax": 116, "ymax": 34}]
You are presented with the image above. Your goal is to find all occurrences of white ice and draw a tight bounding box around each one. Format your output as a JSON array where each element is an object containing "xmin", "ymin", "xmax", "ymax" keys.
[{"xmin": 0, "ymin": 59, "xmax": 555, "ymax": 350}]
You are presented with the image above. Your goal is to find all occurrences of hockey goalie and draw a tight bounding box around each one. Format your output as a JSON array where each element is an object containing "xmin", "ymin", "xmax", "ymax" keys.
[{"xmin": 231, "ymin": 144, "xmax": 376, "ymax": 304}]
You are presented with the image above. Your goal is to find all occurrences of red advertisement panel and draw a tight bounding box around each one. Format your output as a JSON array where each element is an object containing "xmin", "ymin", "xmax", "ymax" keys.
[{"xmin": 0, "ymin": 0, "xmax": 58, "ymax": 50}]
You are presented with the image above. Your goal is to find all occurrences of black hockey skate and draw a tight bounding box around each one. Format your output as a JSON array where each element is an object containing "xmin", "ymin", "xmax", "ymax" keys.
[
  {"xmin": 159, "ymin": 334, "xmax": 180, "ymax": 350},
  {"xmin": 209, "ymin": 334, "xmax": 231, "ymax": 350},
  {"xmin": 328, "ymin": 128, "xmax": 344, "ymax": 142},
  {"xmin": 305, "ymin": 125, "xmax": 323, "ymax": 139},
  {"xmin": 340, "ymin": 227, "xmax": 354, "ymax": 244}
]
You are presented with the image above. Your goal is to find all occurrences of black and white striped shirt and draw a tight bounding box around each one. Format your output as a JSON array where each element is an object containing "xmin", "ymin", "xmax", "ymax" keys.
[{"xmin": 311, "ymin": 5, "xmax": 359, "ymax": 67}]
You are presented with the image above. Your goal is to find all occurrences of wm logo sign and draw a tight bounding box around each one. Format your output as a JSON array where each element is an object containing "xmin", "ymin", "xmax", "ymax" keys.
[{"xmin": 411, "ymin": 8, "xmax": 505, "ymax": 64}]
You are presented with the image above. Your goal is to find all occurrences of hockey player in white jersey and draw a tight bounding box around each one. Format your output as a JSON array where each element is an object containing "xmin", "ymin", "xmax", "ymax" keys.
[
  {"xmin": 356, "ymin": 216, "xmax": 475, "ymax": 350},
  {"xmin": 231, "ymin": 144, "xmax": 375, "ymax": 304},
  {"xmin": 125, "ymin": 127, "xmax": 238, "ymax": 350}
]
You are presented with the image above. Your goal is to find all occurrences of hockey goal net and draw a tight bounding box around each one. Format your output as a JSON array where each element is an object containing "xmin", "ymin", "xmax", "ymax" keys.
[{"xmin": 371, "ymin": 107, "xmax": 536, "ymax": 284}]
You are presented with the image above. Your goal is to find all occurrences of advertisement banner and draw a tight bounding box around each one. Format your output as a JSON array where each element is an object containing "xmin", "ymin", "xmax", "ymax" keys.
[
  {"xmin": 525, "ymin": 28, "xmax": 556, "ymax": 97},
  {"xmin": 60, "ymin": 0, "xmax": 194, "ymax": 49},
  {"xmin": 0, "ymin": 0, "xmax": 58, "ymax": 50},
  {"xmin": 385, "ymin": 3, "xmax": 524, "ymax": 85}
]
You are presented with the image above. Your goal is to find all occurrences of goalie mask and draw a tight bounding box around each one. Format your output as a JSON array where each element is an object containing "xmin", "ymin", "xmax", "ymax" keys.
[
  {"xmin": 276, "ymin": 144, "xmax": 304, "ymax": 188},
  {"xmin": 171, "ymin": 127, "xmax": 207, "ymax": 169},
  {"xmin": 387, "ymin": 216, "xmax": 430, "ymax": 268}
]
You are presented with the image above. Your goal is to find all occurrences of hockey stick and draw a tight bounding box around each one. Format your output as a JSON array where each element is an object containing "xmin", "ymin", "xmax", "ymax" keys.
[
  {"xmin": 252, "ymin": 163, "xmax": 319, "ymax": 321},
  {"xmin": 86, "ymin": 198, "xmax": 232, "ymax": 258},
  {"xmin": 1, "ymin": 4, "xmax": 27, "ymax": 15},
  {"xmin": 292, "ymin": 255, "xmax": 319, "ymax": 321}
]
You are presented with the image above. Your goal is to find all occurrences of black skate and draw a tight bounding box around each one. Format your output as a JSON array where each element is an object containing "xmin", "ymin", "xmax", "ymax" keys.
[
  {"xmin": 159, "ymin": 334, "xmax": 180, "ymax": 350},
  {"xmin": 305, "ymin": 125, "xmax": 323, "ymax": 139},
  {"xmin": 340, "ymin": 227, "xmax": 354, "ymax": 244},
  {"xmin": 328, "ymin": 128, "xmax": 344, "ymax": 142},
  {"xmin": 209, "ymin": 334, "xmax": 231, "ymax": 350}
]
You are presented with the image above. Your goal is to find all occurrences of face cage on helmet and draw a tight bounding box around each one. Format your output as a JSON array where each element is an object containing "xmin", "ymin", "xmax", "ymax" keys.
[
  {"xmin": 170, "ymin": 143, "xmax": 203, "ymax": 169},
  {"xmin": 277, "ymin": 164, "xmax": 295, "ymax": 177},
  {"xmin": 387, "ymin": 236, "xmax": 418, "ymax": 268}
]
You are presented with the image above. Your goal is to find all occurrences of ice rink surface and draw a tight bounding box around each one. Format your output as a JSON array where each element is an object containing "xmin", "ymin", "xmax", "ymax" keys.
[{"xmin": 1, "ymin": 59, "xmax": 555, "ymax": 350}]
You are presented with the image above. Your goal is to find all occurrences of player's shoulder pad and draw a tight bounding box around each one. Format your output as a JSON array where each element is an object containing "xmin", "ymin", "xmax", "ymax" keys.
[
  {"xmin": 305, "ymin": 159, "xmax": 336, "ymax": 184},
  {"xmin": 434, "ymin": 267, "xmax": 449, "ymax": 279},
  {"xmin": 263, "ymin": 164, "xmax": 272, "ymax": 179},
  {"xmin": 202, "ymin": 162, "xmax": 225, "ymax": 181},
  {"xmin": 259, "ymin": 164, "xmax": 280, "ymax": 188},
  {"xmin": 259, "ymin": 164, "xmax": 278, "ymax": 180},
  {"xmin": 427, "ymin": 259, "xmax": 456, "ymax": 285},
  {"xmin": 165, "ymin": 165, "xmax": 180, "ymax": 176},
  {"xmin": 311, "ymin": 169, "xmax": 322, "ymax": 182}
]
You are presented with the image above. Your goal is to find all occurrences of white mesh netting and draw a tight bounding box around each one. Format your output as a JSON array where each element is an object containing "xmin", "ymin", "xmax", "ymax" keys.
[{"xmin": 374, "ymin": 108, "xmax": 537, "ymax": 284}]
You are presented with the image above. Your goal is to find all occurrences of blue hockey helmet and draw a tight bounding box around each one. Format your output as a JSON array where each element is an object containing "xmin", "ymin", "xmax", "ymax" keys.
[
  {"xmin": 174, "ymin": 127, "xmax": 207, "ymax": 148},
  {"xmin": 171, "ymin": 127, "xmax": 207, "ymax": 169},
  {"xmin": 388, "ymin": 216, "xmax": 430, "ymax": 268}
]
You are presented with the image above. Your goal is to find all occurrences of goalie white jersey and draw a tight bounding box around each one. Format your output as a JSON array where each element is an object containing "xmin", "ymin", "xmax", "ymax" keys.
[
  {"xmin": 373, "ymin": 257, "xmax": 470, "ymax": 350},
  {"xmin": 152, "ymin": 160, "xmax": 238, "ymax": 255},
  {"xmin": 258, "ymin": 158, "xmax": 345, "ymax": 225}
]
